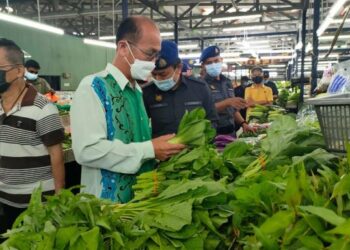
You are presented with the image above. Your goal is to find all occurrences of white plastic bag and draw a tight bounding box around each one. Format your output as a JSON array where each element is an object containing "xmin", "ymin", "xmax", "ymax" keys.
[{"xmin": 327, "ymin": 60, "xmax": 350, "ymax": 94}]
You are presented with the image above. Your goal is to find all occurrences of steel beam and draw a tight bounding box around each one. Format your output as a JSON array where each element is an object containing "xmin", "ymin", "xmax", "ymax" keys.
[
  {"xmin": 122, "ymin": 0, "xmax": 127, "ymax": 20},
  {"xmin": 25, "ymin": 5, "xmax": 302, "ymax": 21},
  {"xmin": 177, "ymin": 30, "xmax": 297, "ymax": 41},
  {"xmin": 311, "ymin": 0, "xmax": 320, "ymax": 94},
  {"xmin": 300, "ymin": 0, "xmax": 309, "ymax": 103},
  {"xmin": 193, "ymin": 4, "xmax": 232, "ymax": 29}
]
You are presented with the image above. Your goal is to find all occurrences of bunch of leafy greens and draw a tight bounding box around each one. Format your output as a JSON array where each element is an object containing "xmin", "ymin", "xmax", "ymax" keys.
[
  {"xmin": 1, "ymin": 179, "xmax": 233, "ymax": 250},
  {"xmin": 2, "ymin": 110, "xmax": 350, "ymax": 250},
  {"xmin": 168, "ymin": 108, "xmax": 215, "ymax": 147}
]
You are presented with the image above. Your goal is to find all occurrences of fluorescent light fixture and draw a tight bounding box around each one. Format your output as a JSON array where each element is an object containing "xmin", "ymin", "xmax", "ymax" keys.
[
  {"xmin": 244, "ymin": 45, "xmax": 271, "ymax": 50},
  {"xmin": 238, "ymin": 40, "xmax": 270, "ymax": 45},
  {"xmin": 267, "ymin": 64, "xmax": 287, "ymax": 68},
  {"xmin": 318, "ymin": 45, "xmax": 331, "ymax": 50},
  {"xmin": 224, "ymin": 58, "xmax": 249, "ymax": 62},
  {"xmin": 295, "ymin": 41, "xmax": 303, "ymax": 50},
  {"xmin": 256, "ymin": 49, "xmax": 294, "ymax": 54},
  {"xmin": 319, "ymin": 35, "xmax": 350, "ymax": 40},
  {"xmin": 179, "ymin": 53, "xmax": 201, "ymax": 59},
  {"xmin": 161, "ymin": 32, "xmax": 173, "ymax": 37},
  {"xmin": 0, "ymin": 12, "xmax": 64, "ymax": 35},
  {"xmin": 306, "ymin": 42, "xmax": 313, "ymax": 53},
  {"xmin": 22, "ymin": 50, "xmax": 32, "ymax": 58},
  {"xmin": 99, "ymin": 36, "xmax": 115, "ymax": 40},
  {"xmin": 331, "ymin": 18, "xmax": 350, "ymax": 23},
  {"xmin": 260, "ymin": 55, "xmax": 293, "ymax": 60},
  {"xmin": 212, "ymin": 14, "xmax": 262, "ymax": 23},
  {"xmin": 178, "ymin": 44, "xmax": 198, "ymax": 50},
  {"xmin": 83, "ymin": 39, "xmax": 116, "ymax": 49},
  {"xmin": 221, "ymin": 52, "xmax": 241, "ymax": 58},
  {"xmin": 319, "ymin": 53, "xmax": 339, "ymax": 58},
  {"xmin": 317, "ymin": 0, "xmax": 348, "ymax": 36},
  {"xmin": 223, "ymin": 25, "xmax": 265, "ymax": 32}
]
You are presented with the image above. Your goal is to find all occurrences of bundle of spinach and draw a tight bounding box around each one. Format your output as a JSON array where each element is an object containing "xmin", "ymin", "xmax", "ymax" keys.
[
  {"xmin": 227, "ymin": 152, "xmax": 350, "ymax": 249},
  {"xmin": 0, "ymin": 179, "xmax": 234, "ymax": 250},
  {"xmin": 168, "ymin": 108, "xmax": 216, "ymax": 147},
  {"xmin": 133, "ymin": 145, "xmax": 232, "ymax": 201}
]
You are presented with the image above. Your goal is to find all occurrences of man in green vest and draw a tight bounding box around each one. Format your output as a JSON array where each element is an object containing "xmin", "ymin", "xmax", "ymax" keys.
[{"xmin": 70, "ymin": 16, "xmax": 185, "ymax": 203}]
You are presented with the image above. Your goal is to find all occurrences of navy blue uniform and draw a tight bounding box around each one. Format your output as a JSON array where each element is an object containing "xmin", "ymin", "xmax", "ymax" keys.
[
  {"xmin": 204, "ymin": 74, "xmax": 236, "ymax": 135},
  {"xmin": 143, "ymin": 75, "xmax": 218, "ymax": 138}
]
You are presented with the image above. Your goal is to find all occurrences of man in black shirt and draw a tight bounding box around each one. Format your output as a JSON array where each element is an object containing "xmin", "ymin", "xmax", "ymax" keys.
[{"xmin": 263, "ymin": 70, "xmax": 279, "ymax": 100}]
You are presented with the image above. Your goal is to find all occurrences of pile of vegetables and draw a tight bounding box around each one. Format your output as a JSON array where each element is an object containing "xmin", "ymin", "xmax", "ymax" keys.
[
  {"xmin": 248, "ymin": 104, "xmax": 286, "ymax": 123},
  {"xmin": 2, "ymin": 108, "xmax": 350, "ymax": 250},
  {"xmin": 62, "ymin": 132, "xmax": 72, "ymax": 150},
  {"xmin": 276, "ymin": 87, "xmax": 301, "ymax": 109},
  {"xmin": 0, "ymin": 179, "xmax": 232, "ymax": 250}
]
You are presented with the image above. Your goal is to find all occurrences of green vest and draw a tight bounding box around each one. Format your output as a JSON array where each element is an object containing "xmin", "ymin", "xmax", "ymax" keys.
[{"xmin": 94, "ymin": 74, "xmax": 155, "ymax": 203}]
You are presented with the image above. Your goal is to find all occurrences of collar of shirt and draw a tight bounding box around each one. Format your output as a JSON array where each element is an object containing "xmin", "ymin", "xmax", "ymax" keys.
[
  {"xmin": 252, "ymin": 83, "xmax": 266, "ymax": 89},
  {"xmin": 102, "ymin": 63, "xmax": 142, "ymax": 92},
  {"xmin": 0, "ymin": 84, "xmax": 37, "ymax": 116},
  {"xmin": 205, "ymin": 74, "xmax": 231, "ymax": 85},
  {"xmin": 180, "ymin": 75, "xmax": 190, "ymax": 87}
]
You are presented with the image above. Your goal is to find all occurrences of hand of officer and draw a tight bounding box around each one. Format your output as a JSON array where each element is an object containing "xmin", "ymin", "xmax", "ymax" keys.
[
  {"xmin": 226, "ymin": 97, "xmax": 247, "ymax": 110},
  {"xmin": 152, "ymin": 134, "xmax": 185, "ymax": 161},
  {"xmin": 242, "ymin": 123, "xmax": 256, "ymax": 133}
]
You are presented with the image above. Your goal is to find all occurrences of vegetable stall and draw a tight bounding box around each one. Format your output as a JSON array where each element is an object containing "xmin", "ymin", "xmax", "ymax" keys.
[{"xmin": 1, "ymin": 107, "xmax": 350, "ymax": 249}]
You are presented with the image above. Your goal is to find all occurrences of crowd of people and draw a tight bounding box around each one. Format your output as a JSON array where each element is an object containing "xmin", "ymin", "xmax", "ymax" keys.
[{"xmin": 0, "ymin": 15, "xmax": 279, "ymax": 235}]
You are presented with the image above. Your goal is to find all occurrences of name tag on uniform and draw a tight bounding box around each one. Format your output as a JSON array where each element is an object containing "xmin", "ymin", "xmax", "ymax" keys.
[
  {"xmin": 184, "ymin": 101, "xmax": 203, "ymax": 106},
  {"xmin": 150, "ymin": 103, "xmax": 168, "ymax": 109},
  {"xmin": 211, "ymin": 90, "xmax": 221, "ymax": 93}
]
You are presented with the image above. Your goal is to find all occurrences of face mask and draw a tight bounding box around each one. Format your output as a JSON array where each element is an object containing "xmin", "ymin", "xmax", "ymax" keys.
[
  {"xmin": 205, "ymin": 62, "xmax": 222, "ymax": 77},
  {"xmin": 125, "ymin": 42, "xmax": 155, "ymax": 81},
  {"xmin": 252, "ymin": 76, "xmax": 263, "ymax": 84},
  {"xmin": 0, "ymin": 70, "xmax": 11, "ymax": 94},
  {"xmin": 153, "ymin": 72, "xmax": 177, "ymax": 92},
  {"xmin": 25, "ymin": 70, "xmax": 38, "ymax": 81}
]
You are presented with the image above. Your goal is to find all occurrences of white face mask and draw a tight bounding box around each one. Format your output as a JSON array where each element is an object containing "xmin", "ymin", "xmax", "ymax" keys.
[
  {"xmin": 25, "ymin": 70, "xmax": 38, "ymax": 81},
  {"xmin": 125, "ymin": 42, "xmax": 155, "ymax": 81}
]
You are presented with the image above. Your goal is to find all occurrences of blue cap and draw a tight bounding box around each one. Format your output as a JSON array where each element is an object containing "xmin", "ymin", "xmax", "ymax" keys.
[
  {"xmin": 200, "ymin": 45, "xmax": 220, "ymax": 63},
  {"xmin": 155, "ymin": 40, "xmax": 180, "ymax": 70},
  {"xmin": 182, "ymin": 62, "xmax": 192, "ymax": 73}
]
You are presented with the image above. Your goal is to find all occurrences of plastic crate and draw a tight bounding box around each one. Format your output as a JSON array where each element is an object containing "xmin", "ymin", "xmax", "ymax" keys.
[{"xmin": 306, "ymin": 93, "xmax": 350, "ymax": 153}]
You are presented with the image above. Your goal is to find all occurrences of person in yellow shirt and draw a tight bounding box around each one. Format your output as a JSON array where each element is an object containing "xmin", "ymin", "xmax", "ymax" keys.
[{"xmin": 245, "ymin": 67, "xmax": 273, "ymax": 106}]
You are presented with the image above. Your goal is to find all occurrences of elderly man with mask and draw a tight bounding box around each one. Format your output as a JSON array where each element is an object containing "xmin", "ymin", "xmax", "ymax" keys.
[
  {"xmin": 143, "ymin": 40, "xmax": 217, "ymax": 138},
  {"xmin": 70, "ymin": 16, "xmax": 185, "ymax": 203},
  {"xmin": 201, "ymin": 46, "xmax": 254, "ymax": 139},
  {"xmin": 0, "ymin": 39, "xmax": 65, "ymax": 235}
]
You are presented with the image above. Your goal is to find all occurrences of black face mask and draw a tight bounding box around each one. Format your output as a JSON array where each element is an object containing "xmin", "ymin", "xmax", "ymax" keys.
[
  {"xmin": 0, "ymin": 70, "xmax": 11, "ymax": 94},
  {"xmin": 252, "ymin": 76, "xmax": 263, "ymax": 84}
]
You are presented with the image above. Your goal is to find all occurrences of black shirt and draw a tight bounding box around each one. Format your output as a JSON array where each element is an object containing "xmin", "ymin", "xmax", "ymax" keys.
[
  {"xmin": 264, "ymin": 80, "xmax": 279, "ymax": 96},
  {"xmin": 143, "ymin": 75, "xmax": 218, "ymax": 138}
]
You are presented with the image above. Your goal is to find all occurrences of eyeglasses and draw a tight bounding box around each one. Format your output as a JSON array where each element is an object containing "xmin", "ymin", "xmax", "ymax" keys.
[
  {"xmin": 0, "ymin": 63, "xmax": 22, "ymax": 70},
  {"xmin": 127, "ymin": 40, "xmax": 160, "ymax": 60}
]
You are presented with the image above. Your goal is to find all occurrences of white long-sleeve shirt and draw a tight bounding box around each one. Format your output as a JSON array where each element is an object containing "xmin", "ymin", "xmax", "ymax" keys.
[{"xmin": 70, "ymin": 63, "xmax": 155, "ymax": 198}]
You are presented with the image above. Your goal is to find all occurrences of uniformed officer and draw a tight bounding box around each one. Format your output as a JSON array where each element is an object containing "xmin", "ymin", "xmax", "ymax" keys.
[
  {"xmin": 200, "ymin": 46, "xmax": 254, "ymax": 137},
  {"xmin": 143, "ymin": 40, "xmax": 218, "ymax": 138}
]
